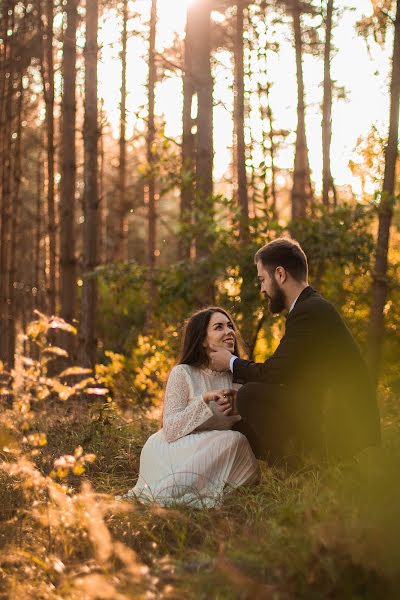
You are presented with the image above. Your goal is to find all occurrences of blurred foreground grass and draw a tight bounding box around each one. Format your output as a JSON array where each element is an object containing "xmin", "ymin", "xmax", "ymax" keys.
[{"xmin": 1, "ymin": 387, "xmax": 399, "ymax": 600}]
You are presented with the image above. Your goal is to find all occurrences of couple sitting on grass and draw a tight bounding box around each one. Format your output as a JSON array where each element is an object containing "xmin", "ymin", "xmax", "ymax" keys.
[{"xmin": 123, "ymin": 238, "xmax": 381, "ymax": 508}]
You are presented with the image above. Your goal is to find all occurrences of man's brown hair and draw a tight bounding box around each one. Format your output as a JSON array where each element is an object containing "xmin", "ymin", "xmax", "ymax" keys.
[{"xmin": 255, "ymin": 238, "xmax": 308, "ymax": 282}]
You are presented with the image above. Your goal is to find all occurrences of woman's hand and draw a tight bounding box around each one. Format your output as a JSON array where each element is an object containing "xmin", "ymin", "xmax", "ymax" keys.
[{"xmin": 203, "ymin": 389, "xmax": 237, "ymax": 416}]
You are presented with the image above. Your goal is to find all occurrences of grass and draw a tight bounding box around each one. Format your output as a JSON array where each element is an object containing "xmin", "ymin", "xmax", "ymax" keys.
[{"xmin": 1, "ymin": 387, "xmax": 400, "ymax": 599}]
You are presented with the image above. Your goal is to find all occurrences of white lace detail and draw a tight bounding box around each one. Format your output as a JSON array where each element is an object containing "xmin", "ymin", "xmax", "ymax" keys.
[
  {"xmin": 162, "ymin": 364, "xmax": 241, "ymax": 443},
  {"xmin": 202, "ymin": 367, "xmax": 227, "ymax": 376}
]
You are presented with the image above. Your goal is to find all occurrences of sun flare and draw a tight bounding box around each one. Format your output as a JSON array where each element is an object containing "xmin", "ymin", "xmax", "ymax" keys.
[{"xmin": 97, "ymin": 0, "xmax": 391, "ymax": 193}]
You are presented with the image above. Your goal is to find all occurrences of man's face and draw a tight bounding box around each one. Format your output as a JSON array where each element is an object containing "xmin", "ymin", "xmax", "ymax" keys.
[{"xmin": 257, "ymin": 261, "xmax": 286, "ymax": 314}]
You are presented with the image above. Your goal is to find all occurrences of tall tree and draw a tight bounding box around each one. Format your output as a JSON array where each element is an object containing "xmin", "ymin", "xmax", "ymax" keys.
[
  {"xmin": 80, "ymin": 0, "xmax": 99, "ymax": 367},
  {"xmin": 322, "ymin": 0, "xmax": 336, "ymax": 207},
  {"xmin": 180, "ymin": 3, "xmax": 196, "ymax": 260},
  {"xmin": 98, "ymin": 100, "xmax": 107, "ymax": 264},
  {"xmin": 115, "ymin": 0, "xmax": 129, "ymax": 262},
  {"xmin": 368, "ymin": 0, "xmax": 400, "ymax": 383},
  {"xmin": 145, "ymin": 0, "xmax": 157, "ymax": 327},
  {"xmin": 234, "ymin": 0, "xmax": 249, "ymax": 241},
  {"xmin": 0, "ymin": 2, "xmax": 14, "ymax": 364},
  {"xmin": 60, "ymin": 0, "xmax": 78, "ymax": 337},
  {"xmin": 8, "ymin": 72, "xmax": 24, "ymax": 366},
  {"xmin": 192, "ymin": 0, "xmax": 213, "ymax": 259},
  {"xmin": 291, "ymin": 0, "xmax": 313, "ymax": 220},
  {"xmin": 34, "ymin": 133, "xmax": 44, "ymax": 321},
  {"xmin": 39, "ymin": 0, "xmax": 57, "ymax": 315}
]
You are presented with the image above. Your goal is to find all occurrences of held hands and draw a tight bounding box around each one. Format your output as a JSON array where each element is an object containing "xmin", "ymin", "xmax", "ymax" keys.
[{"xmin": 203, "ymin": 389, "xmax": 239, "ymax": 416}]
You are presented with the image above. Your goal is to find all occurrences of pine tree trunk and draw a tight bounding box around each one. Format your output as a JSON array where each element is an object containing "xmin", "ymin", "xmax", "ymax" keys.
[
  {"xmin": 236, "ymin": 1, "xmax": 255, "ymax": 353},
  {"xmin": 7, "ymin": 72, "xmax": 23, "ymax": 367},
  {"xmin": 291, "ymin": 0, "xmax": 313, "ymax": 221},
  {"xmin": 34, "ymin": 140, "xmax": 43, "ymax": 315},
  {"xmin": 99, "ymin": 100, "xmax": 107, "ymax": 264},
  {"xmin": 367, "ymin": 0, "xmax": 400, "ymax": 383},
  {"xmin": 322, "ymin": 0, "xmax": 336, "ymax": 208},
  {"xmin": 252, "ymin": 1, "xmax": 277, "ymax": 218},
  {"xmin": 0, "ymin": 3, "xmax": 13, "ymax": 365},
  {"xmin": 60, "ymin": 0, "xmax": 77, "ymax": 335},
  {"xmin": 115, "ymin": 0, "xmax": 128, "ymax": 262},
  {"xmin": 80, "ymin": 0, "xmax": 99, "ymax": 367},
  {"xmin": 234, "ymin": 0, "xmax": 249, "ymax": 242},
  {"xmin": 192, "ymin": 0, "xmax": 213, "ymax": 259},
  {"xmin": 145, "ymin": 0, "xmax": 157, "ymax": 328},
  {"xmin": 40, "ymin": 0, "xmax": 57, "ymax": 315},
  {"xmin": 266, "ymin": 82, "xmax": 278, "ymax": 217},
  {"xmin": 180, "ymin": 3, "xmax": 195, "ymax": 260}
]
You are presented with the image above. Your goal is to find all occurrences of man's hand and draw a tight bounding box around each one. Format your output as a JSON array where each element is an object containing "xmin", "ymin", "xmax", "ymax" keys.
[
  {"xmin": 209, "ymin": 346, "xmax": 233, "ymax": 372},
  {"xmin": 203, "ymin": 389, "xmax": 233, "ymax": 415},
  {"xmin": 223, "ymin": 389, "xmax": 239, "ymax": 415}
]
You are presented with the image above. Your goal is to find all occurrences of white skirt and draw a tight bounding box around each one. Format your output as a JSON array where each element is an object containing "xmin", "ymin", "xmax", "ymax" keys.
[{"xmin": 127, "ymin": 428, "xmax": 260, "ymax": 508}]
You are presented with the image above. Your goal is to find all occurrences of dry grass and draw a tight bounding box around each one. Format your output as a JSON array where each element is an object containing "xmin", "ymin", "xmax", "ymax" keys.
[{"xmin": 0, "ymin": 313, "xmax": 399, "ymax": 599}]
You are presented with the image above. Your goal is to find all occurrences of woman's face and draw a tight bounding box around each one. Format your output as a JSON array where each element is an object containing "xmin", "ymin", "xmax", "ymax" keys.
[{"xmin": 203, "ymin": 312, "xmax": 236, "ymax": 355}]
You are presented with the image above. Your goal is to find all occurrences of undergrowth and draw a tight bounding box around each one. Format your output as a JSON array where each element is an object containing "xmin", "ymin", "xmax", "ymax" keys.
[{"xmin": 0, "ymin": 313, "xmax": 399, "ymax": 599}]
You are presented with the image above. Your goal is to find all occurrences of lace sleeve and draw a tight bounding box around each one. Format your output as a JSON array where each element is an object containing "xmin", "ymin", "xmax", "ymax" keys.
[{"xmin": 162, "ymin": 365, "xmax": 213, "ymax": 442}]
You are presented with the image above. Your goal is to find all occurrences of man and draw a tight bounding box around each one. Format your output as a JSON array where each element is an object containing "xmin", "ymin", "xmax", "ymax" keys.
[{"xmin": 210, "ymin": 238, "xmax": 381, "ymax": 463}]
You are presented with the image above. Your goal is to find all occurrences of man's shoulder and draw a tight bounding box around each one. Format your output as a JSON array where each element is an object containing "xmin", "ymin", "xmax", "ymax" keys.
[{"xmin": 291, "ymin": 289, "xmax": 340, "ymax": 321}]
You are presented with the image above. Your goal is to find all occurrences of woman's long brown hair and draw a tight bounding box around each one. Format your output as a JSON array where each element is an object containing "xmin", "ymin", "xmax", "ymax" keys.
[
  {"xmin": 178, "ymin": 307, "xmax": 242, "ymax": 367},
  {"xmin": 160, "ymin": 307, "xmax": 243, "ymax": 426}
]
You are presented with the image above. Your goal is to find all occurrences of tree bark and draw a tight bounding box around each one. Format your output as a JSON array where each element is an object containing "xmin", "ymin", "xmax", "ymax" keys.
[
  {"xmin": 367, "ymin": 0, "xmax": 400, "ymax": 383},
  {"xmin": 234, "ymin": 0, "xmax": 249, "ymax": 242},
  {"xmin": 115, "ymin": 0, "xmax": 129, "ymax": 262},
  {"xmin": 34, "ymin": 138, "xmax": 44, "ymax": 316},
  {"xmin": 60, "ymin": 0, "xmax": 78, "ymax": 335},
  {"xmin": 265, "ymin": 82, "xmax": 278, "ymax": 216},
  {"xmin": 322, "ymin": 0, "xmax": 336, "ymax": 208},
  {"xmin": 39, "ymin": 0, "xmax": 57, "ymax": 315},
  {"xmin": 80, "ymin": 0, "xmax": 99, "ymax": 367},
  {"xmin": 180, "ymin": 3, "xmax": 195, "ymax": 260},
  {"xmin": 7, "ymin": 72, "xmax": 23, "ymax": 366},
  {"xmin": 0, "ymin": 3, "xmax": 13, "ymax": 365},
  {"xmin": 192, "ymin": 0, "xmax": 213, "ymax": 259},
  {"xmin": 145, "ymin": 0, "xmax": 157, "ymax": 328},
  {"xmin": 291, "ymin": 0, "xmax": 313, "ymax": 221},
  {"xmin": 99, "ymin": 100, "xmax": 107, "ymax": 264}
]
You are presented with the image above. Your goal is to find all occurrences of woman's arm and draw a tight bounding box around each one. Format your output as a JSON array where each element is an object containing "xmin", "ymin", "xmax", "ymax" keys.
[{"xmin": 162, "ymin": 365, "xmax": 215, "ymax": 442}]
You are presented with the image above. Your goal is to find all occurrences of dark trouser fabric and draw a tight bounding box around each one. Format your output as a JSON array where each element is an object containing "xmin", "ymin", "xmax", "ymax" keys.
[{"xmin": 233, "ymin": 383, "xmax": 323, "ymax": 466}]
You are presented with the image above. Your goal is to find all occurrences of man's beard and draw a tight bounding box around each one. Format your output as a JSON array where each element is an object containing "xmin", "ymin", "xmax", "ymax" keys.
[{"xmin": 266, "ymin": 279, "xmax": 286, "ymax": 314}]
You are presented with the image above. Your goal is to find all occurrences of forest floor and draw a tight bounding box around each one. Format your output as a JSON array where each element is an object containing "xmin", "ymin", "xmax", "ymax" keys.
[{"xmin": 1, "ymin": 386, "xmax": 400, "ymax": 599}]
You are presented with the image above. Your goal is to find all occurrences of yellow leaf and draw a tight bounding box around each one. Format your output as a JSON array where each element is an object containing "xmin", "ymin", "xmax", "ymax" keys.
[
  {"xmin": 55, "ymin": 467, "xmax": 69, "ymax": 479},
  {"xmin": 42, "ymin": 346, "xmax": 69, "ymax": 357},
  {"xmin": 84, "ymin": 453, "xmax": 96, "ymax": 464},
  {"xmin": 72, "ymin": 463, "xmax": 85, "ymax": 476},
  {"xmin": 59, "ymin": 366, "xmax": 93, "ymax": 378},
  {"xmin": 48, "ymin": 317, "xmax": 77, "ymax": 335},
  {"xmin": 74, "ymin": 446, "xmax": 83, "ymax": 459},
  {"xmin": 72, "ymin": 377, "xmax": 96, "ymax": 392},
  {"xmin": 85, "ymin": 387, "xmax": 109, "ymax": 396}
]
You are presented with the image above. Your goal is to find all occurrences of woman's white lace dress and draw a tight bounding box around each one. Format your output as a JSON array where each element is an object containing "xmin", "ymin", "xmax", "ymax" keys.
[{"xmin": 128, "ymin": 364, "xmax": 260, "ymax": 508}]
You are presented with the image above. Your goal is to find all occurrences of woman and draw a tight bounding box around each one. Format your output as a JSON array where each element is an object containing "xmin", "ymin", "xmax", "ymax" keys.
[{"xmin": 125, "ymin": 307, "xmax": 259, "ymax": 508}]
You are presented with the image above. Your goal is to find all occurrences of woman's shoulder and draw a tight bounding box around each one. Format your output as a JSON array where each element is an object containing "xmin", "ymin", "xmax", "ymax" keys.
[{"xmin": 168, "ymin": 363, "xmax": 194, "ymax": 378}]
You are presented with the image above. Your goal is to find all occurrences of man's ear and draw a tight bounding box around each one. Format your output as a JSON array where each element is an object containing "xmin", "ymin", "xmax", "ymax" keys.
[{"xmin": 275, "ymin": 266, "xmax": 287, "ymax": 284}]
